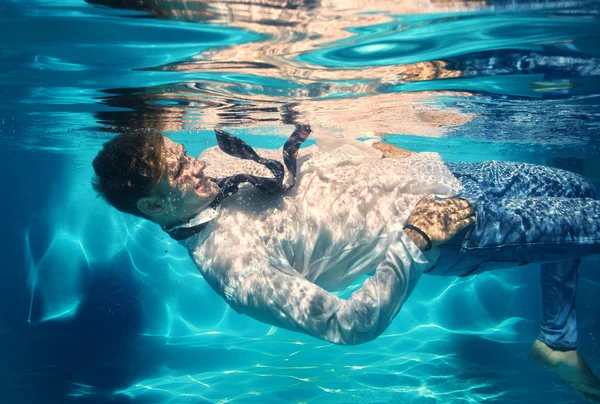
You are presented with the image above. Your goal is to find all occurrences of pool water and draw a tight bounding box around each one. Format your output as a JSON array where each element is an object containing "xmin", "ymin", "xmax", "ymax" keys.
[{"xmin": 2, "ymin": 0, "xmax": 600, "ymax": 403}]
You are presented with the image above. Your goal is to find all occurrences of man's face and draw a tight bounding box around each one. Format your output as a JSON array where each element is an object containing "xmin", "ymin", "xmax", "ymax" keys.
[{"xmin": 152, "ymin": 137, "xmax": 220, "ymax": 224}]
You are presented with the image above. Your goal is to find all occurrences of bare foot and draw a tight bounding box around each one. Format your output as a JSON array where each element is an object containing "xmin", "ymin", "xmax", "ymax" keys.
[{"xmin": 530, "ymin": 340, "xmax": 600, "ymax": 402}]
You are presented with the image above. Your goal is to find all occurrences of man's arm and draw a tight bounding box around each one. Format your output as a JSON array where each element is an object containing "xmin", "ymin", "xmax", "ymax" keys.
[
  {"xmin": 369, "ymin": 141, "xmax": 474, "ymax": 248},
  {"xmin": 227, "ymin": 232, "xmax": 430, "ymax": 346},
  {"xmin": 219, "ymin": 196, "xmax": 474, "ymax": 346},
  {"xmin": 370, "ymin": 141, "xmax": 416, "ymax": 159}
]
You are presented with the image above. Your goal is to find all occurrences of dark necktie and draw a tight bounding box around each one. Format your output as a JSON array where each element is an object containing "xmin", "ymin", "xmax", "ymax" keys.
[{"xmin": 166, "ymin": 125, "xmax": 311, "ymax": 241}]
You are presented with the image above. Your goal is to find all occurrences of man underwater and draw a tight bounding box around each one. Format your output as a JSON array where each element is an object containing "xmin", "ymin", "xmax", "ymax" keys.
[{"xmin": 92, "ymin": 125, "xmax": 600, "ymax": 401}]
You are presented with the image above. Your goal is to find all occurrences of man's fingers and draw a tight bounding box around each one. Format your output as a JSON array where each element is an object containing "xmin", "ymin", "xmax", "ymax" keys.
[
  {"xmin": 455, "ymin": 206, "xmax": 476, "ymax": 220},
  {"xmin": 461, "ymin": 215, "xmax": 476, "ymax": 228},
  {"xmin": 455, "ymin": 198, "xmax": 471, "ymax": 210},
  {"xmin": 436, "ymin": 198, "xmax": 453, "ymax": 207},
  {"xmin": 436, "ymin": 198, "xmax": 471, "ymax": 212},
  {"xmin": 438, "ymin": 197, "xmax": 467, "ymax": 207},
  {"xmin": 444, "ymin": 206, "xmax": 476, "ymax": 224},
  {"xmin": 451, "ymin": 216, "xmax": 476, "ymax": 233}
]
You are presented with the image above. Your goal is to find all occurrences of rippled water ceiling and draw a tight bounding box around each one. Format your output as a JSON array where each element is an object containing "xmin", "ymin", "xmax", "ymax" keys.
[{"xmin": 75, "ymin": 0, "xmax": 598, "ymax": 143}]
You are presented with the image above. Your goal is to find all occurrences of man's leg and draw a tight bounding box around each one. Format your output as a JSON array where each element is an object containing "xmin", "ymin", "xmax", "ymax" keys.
[
  {"xmin": 433, "ymin": 160, "xmax": 597, "ymax": 271},
  {"xmin": 435, "ymin": 196, "xmax": 600, "ymax": 270},
  {"xmin": 461, "ymin": 198, "xmax": 600, "ymax": 401},
  {"xmin": 442, "ymin": 161, "xmax": 600, "ymax": 401},
  {"xmin": 529, "ymin": 259, "xmax": 600, "ymax": 402},
  {"xmin": 539, "ymin": 260, "xmax": 579, "ymax": 351},
  {"xmin": 445, "ymin": 160, "xmax": 597, "ymax": 201}
]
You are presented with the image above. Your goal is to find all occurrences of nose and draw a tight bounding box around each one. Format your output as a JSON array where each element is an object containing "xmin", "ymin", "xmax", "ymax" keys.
[{"xmin": 192, "ymin": 159, "xmax": 206, "ymax": 176}]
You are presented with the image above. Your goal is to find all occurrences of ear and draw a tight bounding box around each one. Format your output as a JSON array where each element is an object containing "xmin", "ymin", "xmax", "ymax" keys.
[{"xmin": 137, "ymin": 196, "xmax": 166, "ymax": 217}]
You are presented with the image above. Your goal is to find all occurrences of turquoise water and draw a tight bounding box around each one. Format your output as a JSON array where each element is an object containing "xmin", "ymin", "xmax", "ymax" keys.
[{"xmin": 2, "ymin": 0, "xmax": 600, "ymax": 403}]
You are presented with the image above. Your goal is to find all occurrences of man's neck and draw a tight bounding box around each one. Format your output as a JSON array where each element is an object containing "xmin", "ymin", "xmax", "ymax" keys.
[
  {"xmin": 163, "ymin": 206, "xmax": 221, "ymax": 231},
  {"xmin": 158, "ymin": 211, "xmax": 201, "ymax": 230}
]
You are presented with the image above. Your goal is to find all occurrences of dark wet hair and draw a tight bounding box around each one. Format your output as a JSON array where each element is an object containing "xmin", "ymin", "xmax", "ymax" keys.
[{"xmin": 92, "ymin": 132, "xmax": 165, "ymax": 218}]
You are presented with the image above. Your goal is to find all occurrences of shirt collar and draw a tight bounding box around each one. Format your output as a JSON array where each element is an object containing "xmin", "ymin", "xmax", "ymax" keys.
[{"xmin": 164, "ymin": 206, "xmax": 219, "ymax": 239}]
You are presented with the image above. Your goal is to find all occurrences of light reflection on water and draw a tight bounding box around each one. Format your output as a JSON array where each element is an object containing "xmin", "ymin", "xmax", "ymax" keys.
[
  {"xmin": 2, "ymin": 0, "xmax": 600, "ymax": 403},
  {"xmin": 87, "ymin": 0, "xmax": 599, "ymax": 142}
]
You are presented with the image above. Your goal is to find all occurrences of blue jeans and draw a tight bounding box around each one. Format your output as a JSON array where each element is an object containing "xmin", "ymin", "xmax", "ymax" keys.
[{"xmin": 426, "ymin": 161, "xmax": 599, "ymax": 350}]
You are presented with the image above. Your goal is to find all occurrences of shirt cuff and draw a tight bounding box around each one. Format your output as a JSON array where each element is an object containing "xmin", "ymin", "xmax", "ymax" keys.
[{"xmin": 398, "ymin": 230, "xmax": 440, "ymax": 275}]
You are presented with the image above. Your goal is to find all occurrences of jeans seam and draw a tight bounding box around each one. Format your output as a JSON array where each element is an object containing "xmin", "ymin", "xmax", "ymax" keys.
[{"xmin": 466, "ymin": 238, "xmax": 600, "ymax": 250}]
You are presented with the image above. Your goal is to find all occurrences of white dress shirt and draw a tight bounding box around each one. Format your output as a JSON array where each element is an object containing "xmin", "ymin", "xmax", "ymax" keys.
[{"xmin": 178, "ymin": 139, "xmax": 461, "ymax": 345}]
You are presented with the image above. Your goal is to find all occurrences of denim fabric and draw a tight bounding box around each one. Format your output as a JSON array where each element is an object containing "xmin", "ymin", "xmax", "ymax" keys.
[
  {"xmin": 427, "ymin": 161, "xmax": 599, "ymax": 349},
  {"xmin": 539, "ymin": 260, "xmax": 579, "ymax": 350}
]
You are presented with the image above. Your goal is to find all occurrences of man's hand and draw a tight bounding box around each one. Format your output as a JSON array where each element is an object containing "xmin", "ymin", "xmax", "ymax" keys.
[
  {"xmin": 404, "ymin": 195, "xmax": 475, "ymax": 251},
  {"xmin": 371, "ymin": 142, "xmax": 416, "ymax": 159}
]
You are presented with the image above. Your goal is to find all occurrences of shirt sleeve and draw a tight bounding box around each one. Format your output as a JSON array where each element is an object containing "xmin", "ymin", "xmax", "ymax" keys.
[{"xmin": 222, "ymin": 232, "xmax": 437, "ymax": 346}]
